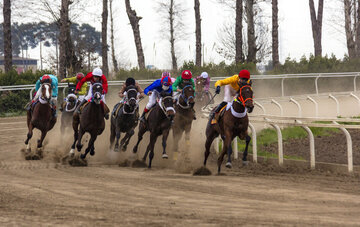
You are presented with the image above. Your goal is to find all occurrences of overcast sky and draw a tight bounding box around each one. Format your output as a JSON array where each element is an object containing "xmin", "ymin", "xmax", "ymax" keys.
[{"xmin": 2, "ymin": 0, "xmax": 348, "ymax": 70}]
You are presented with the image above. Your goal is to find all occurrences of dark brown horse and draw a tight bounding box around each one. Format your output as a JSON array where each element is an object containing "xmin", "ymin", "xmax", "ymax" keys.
[
  {"xmin": 204, "ymin": 82, "xmax": 254, "ymax": 174},
  {"xmin": 70, "ymin": 83, "xmax": 105, "ymax": 159},
  {"xmin": 132, "ymin": 92, "xmax": 175, "ymax": 168},
  {"xmin": 110, "ymin": 85, "xmax": 139, "ymax": 152},
  {"xmin": 60, "ymin": 88, "xmax": 78, "ymax": 135},
  {"xmin": 172, "ymin": 85, "xmax": 195, "ymax": 154},
  {"xmin": 25, "ymin": 83, "xmax": 56, "ymax": 157}
]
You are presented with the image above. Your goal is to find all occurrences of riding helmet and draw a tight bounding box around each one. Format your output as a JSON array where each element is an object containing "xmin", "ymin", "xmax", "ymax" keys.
[
  {"xmin": 200, "ymin": 72, "xmax": 209, "ymax": 78},
  {"xmin": 181, "ymin": 70, "xmax": 192, "ymax": 79},
  {"xmin": 92, "ymin": 67, "xmax": 103, "ymax": 77},
  {"xmin": 238, "ymin": 70, "xmax": 250, "ymax": 79},
  {"xmin": 161, "ymin": 76, "xmax": 172, "ymax": 86},
  {"xmin": 125, "ymin": 77, "xmax": 136, "ymax": 86},
  {"xmin": 41, "ymin": 74, "xmax": 52, "ymax": 84},
  {"xmin": 161, "ymin": 71, "xmax": 171, "ymax": 78},
  {"xmin": 76, "ymin": 72, "xmax": 84, "ymax": 81}
]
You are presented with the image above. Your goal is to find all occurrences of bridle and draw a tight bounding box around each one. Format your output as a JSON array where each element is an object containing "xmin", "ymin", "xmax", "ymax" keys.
[
  {"xmin": 39, "ymin": 83, "xmax": 51, "ymax": 104},
  {"xmin": 159, "ymin": 96, "xmax": 176, "ymax": 117},
  {"xmin": 92, "ymin": 82, "xmax": 103, "ymax": 104},
  {"xmin": 122, "ymin": 88, "xmax": 139, "ymax": 115},
  {"xmin": 178, "ymin": 85, "xmax": 194, "ymax": 109},
  {"xmin": 65, "ymin": 93, "xmax": 78, "ymax": 112},
  {"xmin": 234, "ymin": 84, "xmax": 253, "ymax": 107}
]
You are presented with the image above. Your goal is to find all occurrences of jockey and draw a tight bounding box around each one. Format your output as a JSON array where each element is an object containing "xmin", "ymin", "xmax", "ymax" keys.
[
  {"xmin": 75, "ymin": 67, "xmax": 110, "ymax": 119},
  {"xmin": 172, "ymin": 70, "xmax": 196, "ymax": 120},
  {"xmin": 32, "ymin": 74, "xmax": 58, "ymax": 117},
  {"xmin": 195, "ymin": 72, "xmax": 210, "ymax": 93},
  {"xmin": 61, "ymin": 72, "xmax": 88, "ymax": 102},
  {"xmin": 211, "ymin": 69, "xmax": 251, "ymax": 120},
  {"xmin": 111, "ymin": 77, "xmax": 145, "ymax": 117},
  {"xmin": 139, "ymin": 75, "xmax": 173, "ymax": 122}
]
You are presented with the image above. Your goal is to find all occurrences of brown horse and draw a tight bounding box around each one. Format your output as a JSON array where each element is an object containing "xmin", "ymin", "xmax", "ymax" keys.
[
  {"xmin": 132, "ymin": 91, "xmax": 175, "ymax": 168},
  {"xmin": 110, "ymin": 85, "xmax": 139, "ymax": 152},
  {"xmin": 172, "ymin": 85, "xmax": 195, "ymax": 154},
  {"xmin": 70, "ymin": 83, "xmax": 105, "ymax": 159},
  {"xmin": 195, "ymin": 77, "xmax": 213, "ymax": 110},
  {"xmin": 203, "ymin": 82, "xmax": 254, "ymax": 174},
  {"xmin": 60, "ymin": 88, "xmax": 78, "ymax": 135},
  {"xmin": 25, "ymin": 83, "xmax": 56, "ymax": 157}
]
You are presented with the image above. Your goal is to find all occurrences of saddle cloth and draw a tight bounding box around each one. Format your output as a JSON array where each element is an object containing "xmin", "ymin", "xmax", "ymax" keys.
[{"xmin": 211, "ymin": 104, "xmax": 228, "ymax": 125}]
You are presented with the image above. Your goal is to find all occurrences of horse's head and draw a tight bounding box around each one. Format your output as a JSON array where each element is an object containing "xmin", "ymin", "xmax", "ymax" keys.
[
  {"xmin": 40, "ymin": 83, "xmax": 52, "ymax": 102},
  {"xmin": 65, "ymin": 93, "xmax": 77, "ymax": 111},
  {"xmin": 160, "ymin": 91, "xmax": 175, "ymax": 117},
  {"xmin": 125, "ymin": 85, "xmax": 138, "ymax": 109},
  {"xmin": 195, "ymin": 78, "xmax": 203, "ymax": 93},
  {"xmin": 92, "ymin": 83, "xmax": 103, "ymax": 105},
  {"xmin": 236, "ymin": 81, "xmax": 254, "ymax": 113},
  {"xmin": 181, "ymin": 85, "xmax": 195, "ymax": 107}
]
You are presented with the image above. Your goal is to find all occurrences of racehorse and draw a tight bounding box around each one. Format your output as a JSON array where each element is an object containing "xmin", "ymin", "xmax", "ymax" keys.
[
  {"xmin": 60, "ymin": 84, "xmax": 77, "ymax": 135},
  {"xmin": 110, "ymin": 85, "xmax": 139, "ymax": 152},
  {"xmin": 172, "ymin": 85, "xmax": 195, "ymax": 154},
  {"xmin": 25, "ymin": 83, "xmax": 56, "ymax": 157},
  {"xmin": 132, "ymin": 92, "xmax": 175, "ymax": 168},
  {"xmin": 70, "ymin": 83, "xmax": 105, "ymax": 159},
  {"xmin": 203, "ymin": 82, "xmax": 254, "ymax": 174},
  {"xmin": 195, "ymin": 77, "xmax": 213, "ymax": 110}
]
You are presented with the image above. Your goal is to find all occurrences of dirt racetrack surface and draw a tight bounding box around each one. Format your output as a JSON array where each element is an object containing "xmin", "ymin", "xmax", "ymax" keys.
[{"xmin": 1, "ymin": 116, "xmax": 360, "ymax": 226}]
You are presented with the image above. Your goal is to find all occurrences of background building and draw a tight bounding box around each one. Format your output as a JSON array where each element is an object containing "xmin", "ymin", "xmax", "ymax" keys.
[{"xmin": 0, "ymin": 56, "xmax": 37, "ymax": 73}]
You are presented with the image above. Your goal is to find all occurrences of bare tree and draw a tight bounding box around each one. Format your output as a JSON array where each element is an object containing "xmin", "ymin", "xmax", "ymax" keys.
[
  {"xmin": 194, "ymin": 0, "xmax": 201, "ymax": 66},
  {"xmin": 157, "ymin": 0, "xmax": 186, "ymax": 70},
  {"xmin": 344, "ymin": 0, "xmax": 356, "ymax": 58},
  {"xmin": 309, "ymin": 0, "xmax": 324, "ymax": 57},
  {"xmin": 109, "ymin": 0, "xmax": 118, "ymax": 73},
  {"xmin": 272, "ymin": 0, "xmax": 279, "ymax": 67},
  {"xmin": 59, "ymin": 0, "xmax": 71, "ymax": 78},
  {"xmin": 355, "ymin": 0, "xmax": 360, "ymax": 56},
  {"xmin": 102, "ymin": 0, "xmax": 108, "ymax": 76},
  {"xmin": 246, "ymin": 0, "xmax": 257, "ymax": 63},
  {"xmin": 235, "ymin": 0, "xmax": 243, "ymax": 64},
  {"xmin": 125, "ymin": 0, "xmax": 145, "ymax": 69},
  {"xmin": 3, "ymin": 0, "xmax": 12, "ymax": 72}
]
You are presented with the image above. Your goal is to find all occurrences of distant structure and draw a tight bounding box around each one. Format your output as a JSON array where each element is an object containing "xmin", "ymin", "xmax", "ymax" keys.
[{"xmin": 0, "ymin": 56, "xmax": 38, "ymax": 73}]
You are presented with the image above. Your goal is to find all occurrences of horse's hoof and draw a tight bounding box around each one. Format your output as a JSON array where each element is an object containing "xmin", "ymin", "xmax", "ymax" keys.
[
  {"xmin": 80, "ymin": 154, "xmax": 86, "ymax": 159},
  {"xmin": 77, "ymin": 144, "xmax": 83, "ymax": 152},
  {"xmin": 90, "ymin": 150, "xmax": 95, "ymax": 156},
  {"xmin": 225, "ymin": 162, "xmax": 232, "ymax": 168},
  {"xmin": 242, "ymin": 160, "xmax": 249, "ymax": 166},
  {"xmin": 32, "ymin": 155, "xmax": 40, "ymax": 160},
  {"xmin": 162, "ymin": 154, "xmax": 168, "ymax": 159},
  {"xmin": 69, "ymin": 149, "xmax": 75, "ymax": 158},
  {"xmin": 122, "ymin": 146, "xmax": 127, "ymax": 152},
  {"xmin": 133, "ymin": 147, "xmax": 138, "ymax": 153},
  {"xmin": 114, "ymin": 146, "xmax": 119, "ymax": 152}
]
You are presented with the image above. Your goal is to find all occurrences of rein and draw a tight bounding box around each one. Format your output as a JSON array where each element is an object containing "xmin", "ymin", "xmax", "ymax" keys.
[
  {"xmin": 235, "ymin": 85, "xmax": 253, "ymax": 106},
  {"xmin": 122, "ymin": 88, "xmax": 139, "ymax": 115},
  {"xmin": 159, "ymin": 96, "xmax": 175, "ymax": 116},
  {"xmin": 65, "ymin": 94, "xmax": 78, "ymax": 112},
  {"xmin": 178, "ymin": 85, "xmax": 194, "ymax": 109}
]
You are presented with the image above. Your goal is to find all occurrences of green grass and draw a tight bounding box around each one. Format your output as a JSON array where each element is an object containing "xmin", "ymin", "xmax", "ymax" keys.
[
  {"xmin": 0, "ymin": 111, "xmax": 26, "ymax": 117},
  {"xmin": 217, "ymin": 126, "xmax": 341, "ymax": 161}
]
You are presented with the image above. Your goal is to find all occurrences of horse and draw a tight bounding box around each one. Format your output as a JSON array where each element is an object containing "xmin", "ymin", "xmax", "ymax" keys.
[
  {"xmin": 110, "ymin": 85, "xmax": 139, "ymax": 152},
  {"xmin": 132, "ymin": 91, "xmax": 175, "ymax": 168},
  {"xmin": 172, "ymin": 85, "xmax": 195, "ymax": 156},
  {"xmin": 60, "ymin": 84, "xmax": 78, "ymax": 135},
  {"xmin": 203, "ymin": 82, "xmax": 254, "ymax": 174},
  {"xmin": 70, "ymin": 83, "xmax": 105, "ymax": 159},
  {"xmin": 195, "ymin": 77, "xmax": 213, "ymax": 110},
  {"xmin": 25, "ymin": 83, "xmax": 57, "ymax": 158}
]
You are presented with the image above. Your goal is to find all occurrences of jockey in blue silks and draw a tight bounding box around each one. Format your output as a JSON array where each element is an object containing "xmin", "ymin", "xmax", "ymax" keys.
[
  {"xmin": 32, "ymin": 74, "xmax": 59, "ymax": 117},
  {"xmin": 139, "ymin": 75, "xmax": 173, "ymax": 121}
]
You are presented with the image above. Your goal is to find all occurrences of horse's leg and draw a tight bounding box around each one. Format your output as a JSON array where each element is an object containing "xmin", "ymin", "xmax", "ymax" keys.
[
  {"xmin": 172, "ymin": 127, "xmax": 181, "ymax": 153},
  {"xmin": 114, "ymin": 126, "xmax": 121, "ymax": 152},
  {"xmin": 76, "ymin": 128, "xmax": 85, "ymax": 152},
  {"xmin": 133, "ymin": 122, "xmax": 146, "ymax": 154},
  {"xmin": 147, "ymin": 133, "xmax": 158, "ymax": 168},
  {"xmin": 109, "ymin": 122, "xmax": 116, "ymax": 150},
  {"xmin": 242, "ymin": 134, "xmax": 251, "ymax": 165},
  {"xmin": 81, "ymin": 134, "xmax": 97, "ymax": 159},
  {"xmin": 218, "ymin": 132, "xmax": 232, "ymax": 174},
  {"xmin": 37, "ymin": 130, "xmax": 47, "ymax": 149},
  {"xmin": 121, "ymin": 129, "xmax": 134, "ymax": 151},
  {"xmin": 161, "ymin": 129, "xmax": 170, "ymax": 159},
  {"xmin": 204, "ymin": 128, "xmax": 218, "ymax": 166},
  {"xmin": 226, "ymin": 141, "xmax": 233, "ymax": 168},
  {"xmin": 25, "ymin": 123, "xmax": 33, "ymax": 151}
]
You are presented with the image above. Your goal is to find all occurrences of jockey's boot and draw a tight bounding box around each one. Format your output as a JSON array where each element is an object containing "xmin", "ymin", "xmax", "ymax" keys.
[
  {"xmin": 139, "ymin": 107, "xmax": 149, "ymax": 122},
  {"xmin": 210, "ymin": 101, "xmax": 227, "ymax": 120},
  {"xmin": 76, "ymin": 99, "xmax": 87, "ymax": 114}
]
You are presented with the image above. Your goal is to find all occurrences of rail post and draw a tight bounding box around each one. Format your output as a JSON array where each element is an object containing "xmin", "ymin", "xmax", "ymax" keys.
[
  {"xmin": 249, "ymin": 122, "xmax": 257, "ymax": 163},
  {"xmin": 271, "ymin": 99, "xmax": 284, "ymax": 116},
  {"xmin": 328, "ymin": 94, "xmax": 340, "ymax": 116},
  {"xmin": 333, "ymin": 121, "xmax": 353, "ymax": 173},
  {"xmin": 289, "ymin": 98, "xmax": 302, "ymax": 117},
  {"xmin": 307, "ymin": 96, "xmax": 318, "ymax": 117}
]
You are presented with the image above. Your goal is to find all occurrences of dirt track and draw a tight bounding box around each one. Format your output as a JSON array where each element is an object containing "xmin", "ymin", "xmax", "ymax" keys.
[{"xmin": 1, "ymin": 116, "xmax": 360, "ymax": 226}]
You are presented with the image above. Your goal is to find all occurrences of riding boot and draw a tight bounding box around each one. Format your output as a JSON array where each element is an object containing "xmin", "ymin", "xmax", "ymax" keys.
[
  {"xmin": 210, "ymin": 101, "xmax": 227, "ymax": 120},
  {"xmin": 76, "ymin": 99, "xmax": 87, "ymax": 114},
  {"xmin": 139, "ymin": 107, "xmax": 149, "ymax": 122}
]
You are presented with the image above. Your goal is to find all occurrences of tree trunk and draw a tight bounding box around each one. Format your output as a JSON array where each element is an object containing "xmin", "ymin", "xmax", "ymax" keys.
[
  {"xmin": 344, "ymin": 0, "xmax": 356, "ymax": 59},
  {"xmin": 272, "ymin": 0, "xmax": 280, "ymax": 68},
  {"xmin": 194, "ymin": 0, "xmax": 201, "ymax": 66},
  {"xmin": 3, "ymin": 0, "xmax": 12, "ymax": 73},
  {"xmin": 235, "ymin": 0, "xmax": 243, "ymax": 64},
  {"xmin": 102, "ymin": 0, "xmax": 109, "ymax": 76},
  {"xmin": 246, "ymin": 0, "xmax": 257, "ymax": 63},
  {"xmin": 356, "ymin": 0, "xmax": 360, "ymax": 57},
  {"xmin": 125, "ymin": 0, "xmax": 145, "ymax": 69},
  {"xmin": 59, "ymin": 0, "xmax": 70, "ymax": 78},
  {"xmin": 110, "ymin": 0, "xmax": 119, "ymax": 73},
  {"xmin": 169, "ymin": 0, "xmax": 177, "ymax": 70},
  {"xmin": 309, "ymin": 0, "xmax": 324, "ymax": 57}
]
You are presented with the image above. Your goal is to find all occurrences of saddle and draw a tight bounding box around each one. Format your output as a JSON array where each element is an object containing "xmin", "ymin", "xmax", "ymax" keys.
[
  {"xmin": 144, "ymin": 108, "xmax": 154, "ymax": 121},
  {"xmin": 114, "ymin": 103, "xmax": 123, "ymax": 117},
  {"xmin": 211, "ymin": 104, "xmax": 227, "ymax": 125},
  {"xmin": 79, "ymin": 101, "xmax": 90, "ymax": 113}
]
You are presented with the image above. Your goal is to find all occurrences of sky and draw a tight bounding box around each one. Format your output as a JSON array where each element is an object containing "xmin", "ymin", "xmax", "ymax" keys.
[{"xmin": 1, "ymin": 0, "xmax": 348, "ymax": 70}]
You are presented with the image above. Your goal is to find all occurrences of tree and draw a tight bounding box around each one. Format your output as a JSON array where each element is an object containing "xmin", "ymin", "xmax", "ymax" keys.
[
  {"xmin": 109, "ymin": 0, "xmax": 119, "ymax": 73},
  {"xmin": 3, "ymin": 0, "xmax": 12, "ymax": 72},
  {"xmin": 235, "ymin": 0, "xmax": 243, "ymax": 63},
  {"xmin": 246, "ymin": 0, "xmax": 257, "ymax": 63},
  {"xmin": 309, "ymin": 0, "xmax": 324, "ymax": 57},
  {"xmin": 157, "ymin": 0, "xmax": 186, "ymax": 70},
  {"xmin": 102, "ymin": 0, "xmax": 108, "ymax": 76},
  {"xmin": 125, "ymin": 0, "xmax": 145, "ymax": 69},
  {"xmin": 272, "ymin": 0, "xmax": 279, "ymax": 67},
  {"xmin": 59, "ymin": 0, "xmax": 71, "ymax": 78},
  {"xmin": 194, "ymin": 0, "xmax": 201, "ymax": 66}
]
